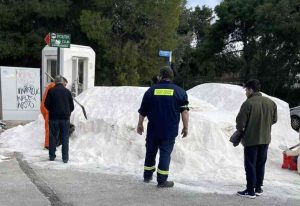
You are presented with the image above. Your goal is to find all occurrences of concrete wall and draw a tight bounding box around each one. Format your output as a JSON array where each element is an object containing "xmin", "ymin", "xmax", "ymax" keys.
[{"xmin": 0, "ymin": 66, "xmax": 40, "ymax": 120}]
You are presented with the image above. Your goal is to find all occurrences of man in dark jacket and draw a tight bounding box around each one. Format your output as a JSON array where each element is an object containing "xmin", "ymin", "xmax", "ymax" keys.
[
  {"xmin": 45, "ymin": 75, "xmax": 74, "ymax": 163},
  {"xmin": 236, "ymin": 79, "xmax": 277, "ymax": 198},
  {"xmin": 137, "ymin": 66, "xmax": 189, "ymax": 188}
]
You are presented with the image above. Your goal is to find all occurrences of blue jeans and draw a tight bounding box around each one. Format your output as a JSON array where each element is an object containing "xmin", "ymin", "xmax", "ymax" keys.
[{"xmin": 49, "ymin": 120, "xmax": 70, "ymax": 161}]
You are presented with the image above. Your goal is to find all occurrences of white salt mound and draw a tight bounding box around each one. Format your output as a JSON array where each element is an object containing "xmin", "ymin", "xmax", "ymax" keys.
[{"xmin": 0, "ymin": 83, "xmax": 299, "ymax": 198}]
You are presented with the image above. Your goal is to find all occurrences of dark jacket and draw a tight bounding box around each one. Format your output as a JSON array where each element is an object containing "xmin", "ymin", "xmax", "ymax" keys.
[
  {"xmin": 138, "ymin": 80, "xmax": 189, "ymax": 139},
  {"xmin": 44, "ymin": 84, "xmax": 74, "ymax": 120},
  {"xmin": 236, "ymin": 92, "xmax": 277, "ymax": 147}
]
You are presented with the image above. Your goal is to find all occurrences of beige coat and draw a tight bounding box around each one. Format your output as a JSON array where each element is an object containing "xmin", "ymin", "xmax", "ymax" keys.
[{"xmin": 286, "ymin": 132, "xmax": 300, "ymax": 173}]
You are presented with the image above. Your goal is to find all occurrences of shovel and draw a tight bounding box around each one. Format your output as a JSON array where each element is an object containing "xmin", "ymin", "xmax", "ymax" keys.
[{"xmin": 279, "ymin": 143, "xmax": 300, "ymax": 151}]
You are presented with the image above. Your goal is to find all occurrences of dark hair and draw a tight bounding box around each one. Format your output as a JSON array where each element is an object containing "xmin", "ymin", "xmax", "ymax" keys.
[
  {"xmin": 159, "ymin": 66, "xmax": 174, "ymax": 80},
  {"xmin": 244, "ymin": 79, "xmax": 261, "ymax": 92}
]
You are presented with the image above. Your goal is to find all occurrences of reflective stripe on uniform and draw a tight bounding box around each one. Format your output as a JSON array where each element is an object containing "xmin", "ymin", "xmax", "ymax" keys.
[
  {"xmin": 157, "ymin": 169, "xmax": 169, "ymax": 175},
  {"xmin": 180, "ymin": 105, "xmax": 189, "ymax": 110},
  {"xmin": 154, "ymin": 89, "xmax": 174, "ymax": 96},
  {"xmin": 144, "ymin": 166, "xmax": 156, "ymax": 171}
]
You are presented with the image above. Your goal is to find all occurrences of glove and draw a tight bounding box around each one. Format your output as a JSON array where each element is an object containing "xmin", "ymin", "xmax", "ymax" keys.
[{"xmin": 230, "ymin": 130, "xmax": 244, "ymax": 147}]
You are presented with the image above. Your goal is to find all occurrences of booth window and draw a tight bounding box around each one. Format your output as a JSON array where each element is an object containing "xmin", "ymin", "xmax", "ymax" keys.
[
  {"xmin": 71, "ymin": 57, "xmax": 85, "ymax": 96},
  {"xmin": 78, "ymin": 59, "xmax": 84, "ymax": 85},
  {"xmin": 46, "ymin": 59, "xmax": 58, "ymax": 83}
]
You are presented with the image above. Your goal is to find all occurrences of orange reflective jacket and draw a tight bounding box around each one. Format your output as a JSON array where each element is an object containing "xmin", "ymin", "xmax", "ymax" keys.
[{"xmin": 40, "ymin": 83, "xmax": 55, "ymax": 148}]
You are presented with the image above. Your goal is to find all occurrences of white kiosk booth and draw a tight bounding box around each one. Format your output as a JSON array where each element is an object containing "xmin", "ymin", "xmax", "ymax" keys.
[{"xmin": 41, "ymin": 44, "xmax": 95, "ymax": 96}]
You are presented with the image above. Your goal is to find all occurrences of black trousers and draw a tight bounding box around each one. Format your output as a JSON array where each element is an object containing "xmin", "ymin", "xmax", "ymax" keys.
[
  {"xmin": 244, "ymin": 144, "xmax": 269, "ymax": 191},
  {"xmin": 49, "ymin": 120, "xmax": 70, "ymax": 161}
]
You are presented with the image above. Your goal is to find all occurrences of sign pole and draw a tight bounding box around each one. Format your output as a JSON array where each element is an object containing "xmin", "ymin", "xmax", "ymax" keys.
[
  {"xmin": 57, "ymin": 47, "xmax": 60, "ymax": 74},
  {"xmin": 45, "ymin": 32, "xmax": 71, "ymax": 76}
]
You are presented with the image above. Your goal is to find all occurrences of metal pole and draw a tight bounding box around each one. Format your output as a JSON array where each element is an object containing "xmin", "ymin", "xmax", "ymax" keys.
[
  {"xmin": 57, "ymin": 47, "xmax": 60, "ymax": 74},
  {"xmin": 40, "ymin": 68, "xmax": 42, "ymax": 101}
]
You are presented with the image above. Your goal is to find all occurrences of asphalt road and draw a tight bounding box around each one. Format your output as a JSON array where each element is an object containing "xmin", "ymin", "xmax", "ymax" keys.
[{"xmin": 0, "ymin": 153, "xmax": 299, "ymax": 206}]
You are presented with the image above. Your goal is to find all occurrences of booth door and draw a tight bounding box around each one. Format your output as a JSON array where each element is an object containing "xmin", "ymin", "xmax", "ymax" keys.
[
  {"xmin": 46, "ymin": 58, "xmax": 58, "ymax": 84},
  {"xmin": 72, "ymin": 57, "xmax": 87, "ymax": 96}
]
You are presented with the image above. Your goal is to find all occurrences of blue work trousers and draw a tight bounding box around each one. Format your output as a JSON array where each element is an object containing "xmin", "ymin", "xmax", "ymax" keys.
[{"xmin": 144, "ymin": 136, "xmax": 175, "ymax": 184}]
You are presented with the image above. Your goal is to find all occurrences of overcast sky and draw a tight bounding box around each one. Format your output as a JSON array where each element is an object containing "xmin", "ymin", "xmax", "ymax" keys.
[{"xmin": 187, "ymin": 0, "xmax": 222, "ymax": 9}]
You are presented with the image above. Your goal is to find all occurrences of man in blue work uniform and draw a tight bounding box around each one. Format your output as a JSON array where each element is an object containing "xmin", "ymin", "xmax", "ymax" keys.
[{"xmin": 137, "ymin": 66, "xmax": 189, "ymax": 188}]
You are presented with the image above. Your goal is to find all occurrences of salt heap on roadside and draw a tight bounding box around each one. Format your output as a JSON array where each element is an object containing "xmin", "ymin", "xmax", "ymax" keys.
[{"xmin": 0, "ymin": 83, "xmax": 299, "ymax": 197}]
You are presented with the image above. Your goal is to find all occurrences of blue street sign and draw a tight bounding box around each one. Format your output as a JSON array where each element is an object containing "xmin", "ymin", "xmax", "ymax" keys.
[{"xmin": 159, "ymin": 50, "xmax": 172, "ymax": 58}]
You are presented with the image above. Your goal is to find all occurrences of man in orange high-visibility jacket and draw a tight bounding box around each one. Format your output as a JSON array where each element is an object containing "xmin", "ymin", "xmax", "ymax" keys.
[{"xmin": 41, "ymin": 82, "xmax": 55, "ymax": 149}]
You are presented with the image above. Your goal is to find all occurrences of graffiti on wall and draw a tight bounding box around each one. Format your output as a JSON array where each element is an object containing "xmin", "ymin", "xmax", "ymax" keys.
[
  {"xmin": 17, "ymin": 84, "xmax": 39, "ymax": 109},
  {"xmin": 16, "ymin": 70, "xmax": 40, "ymax": 110}
]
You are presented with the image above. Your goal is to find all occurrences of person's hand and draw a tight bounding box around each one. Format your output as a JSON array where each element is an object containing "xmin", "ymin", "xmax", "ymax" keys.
[
  {"xmin": 233, "ymin": 142, "xmax": 239, "ymax": 147},
  {"xmin": 181, "ymin": 127, "xmax": 188, "ymax": 138},
  {"xmin": 137, "ymin": 124, "xmax": 144, "ymax": 135}
]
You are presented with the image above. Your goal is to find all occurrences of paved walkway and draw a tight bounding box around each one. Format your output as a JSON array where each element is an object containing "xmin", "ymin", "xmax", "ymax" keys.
[
  {"xmin": 0, "ymin": 153, "xmax": 299, "ymax": 206},
  {"xmin": 0, "ymin": 155, "xmax": 49, "ymax": 206}
]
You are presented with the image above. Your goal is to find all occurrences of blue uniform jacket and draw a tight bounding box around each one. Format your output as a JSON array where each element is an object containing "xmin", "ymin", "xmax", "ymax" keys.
[{"xmin": 138, "ymin": 80, "xmax": 189, "ymax": 139}]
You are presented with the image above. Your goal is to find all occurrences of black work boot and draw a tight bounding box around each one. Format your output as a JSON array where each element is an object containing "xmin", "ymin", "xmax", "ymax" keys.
[
  {"xmin": 144, "ymin": 177, "xmax": 153, "ymax": 183},
  {"xmin": 157, "ymin": 181, "xmax": 174, "ymax": 188}
]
